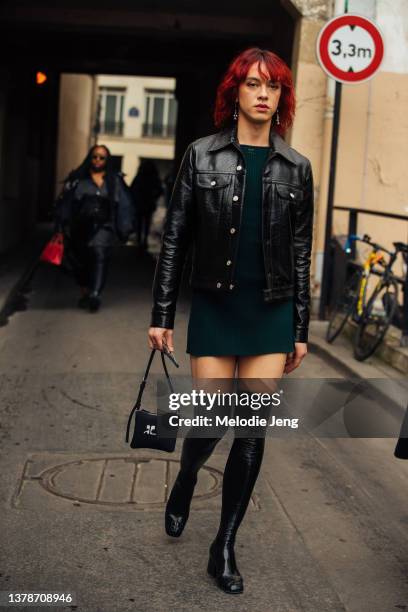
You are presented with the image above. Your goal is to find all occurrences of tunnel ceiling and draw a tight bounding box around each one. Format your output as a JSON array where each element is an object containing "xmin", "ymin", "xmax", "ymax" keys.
[
  {"xmin": 0, "ymin": 1, "xmax": 296, "ymax": 75},
  {"xmin": 1, "ymin": 0, "xmax": 294, "ymax": 19}
]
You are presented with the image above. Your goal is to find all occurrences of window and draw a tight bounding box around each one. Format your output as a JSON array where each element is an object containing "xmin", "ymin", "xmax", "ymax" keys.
[
  {"xmin": 98, "ymin": 87, "xmax": 126, "ymax": 136},
  {"xmin": 143, "ymin": 89, "xmax": 177, "ymax": 138}
]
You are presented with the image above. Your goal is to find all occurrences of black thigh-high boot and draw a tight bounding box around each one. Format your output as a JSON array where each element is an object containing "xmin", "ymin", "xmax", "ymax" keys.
[
  {"xmin": 165, "ymin": 436, "xmax": 224, "ymax": 537},
  {"xmin": 165, "ymin": 378, "xmax": 235, "ymax": 538},
  {"xmin": 208, "ymin": 436, "xmax": 266, "ymax": 594}
]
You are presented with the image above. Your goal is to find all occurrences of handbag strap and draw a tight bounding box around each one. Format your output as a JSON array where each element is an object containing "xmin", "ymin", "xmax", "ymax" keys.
[
  {"xmin": 52, "ymin": 232, "xmax": 64, "ymax": 244},
  {"xmin": 125, "ymin": 349, "xmax": 174, "ymax": 443}
]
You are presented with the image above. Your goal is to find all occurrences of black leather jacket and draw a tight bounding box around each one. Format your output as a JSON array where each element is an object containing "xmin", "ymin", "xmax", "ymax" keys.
[
  {"xmin": 151, "ymin": 124, "xmax": 314, "ymax": 343},
  {"xmin": 55, "ymin": 172, "xmax": 136, "ymax": 245}
]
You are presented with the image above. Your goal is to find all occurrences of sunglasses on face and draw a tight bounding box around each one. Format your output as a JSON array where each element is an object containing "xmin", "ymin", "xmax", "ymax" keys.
[{"xmin": 92, "ymin": 154, "xmax": 107, "ymax": 161}]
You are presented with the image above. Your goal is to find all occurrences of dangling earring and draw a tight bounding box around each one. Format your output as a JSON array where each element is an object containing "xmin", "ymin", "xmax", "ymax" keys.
[
  {"xmin": 233, "ymin": 100, "xmax": 238, "ymax": 121},
  {"xmin": 275, "ymin": 108, "xmax": 280, "ymax": 125}
]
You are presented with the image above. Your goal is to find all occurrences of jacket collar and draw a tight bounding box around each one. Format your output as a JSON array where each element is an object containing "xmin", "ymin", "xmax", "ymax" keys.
[{"xmin": 208, "ymin": 123, "xmax": 298, "ymax": 165}]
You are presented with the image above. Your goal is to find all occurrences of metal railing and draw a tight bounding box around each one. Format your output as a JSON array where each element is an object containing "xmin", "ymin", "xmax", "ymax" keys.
[
  {"xmin": 99, "ymin": 120, "xmax": 124, "ymax": 136},
  {"xmin": 142, "ymin": 123, "xmax": 175, "ymax": 139}
]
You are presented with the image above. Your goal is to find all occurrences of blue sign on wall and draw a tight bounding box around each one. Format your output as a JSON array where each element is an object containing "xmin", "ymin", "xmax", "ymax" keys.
[{"xmin": 128, "ymin": 107, "xmax": 139, "ymax": 117}]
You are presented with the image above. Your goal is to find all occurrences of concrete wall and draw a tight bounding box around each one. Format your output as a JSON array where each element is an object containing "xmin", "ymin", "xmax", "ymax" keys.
[
  {"xmin": 289, "ymin": 7, "xmax": 328, "ymax": 305},
  {"xmin": 335, "ymin": 0, "xmax": 408, "ymax": 286},
  {"xmin": 288, "ymin": 0, "xmax": 408, "ymax": 309},
  {"xmin": 0, "ymin": 70, "xmax": 30, "ymax": 253},
  {"xmin": 56, "ymin": 74, "xmax": 96, "ymax": 192}
]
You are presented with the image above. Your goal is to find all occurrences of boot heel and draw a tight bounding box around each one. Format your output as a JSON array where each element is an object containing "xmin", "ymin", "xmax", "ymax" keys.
[
  {"xmin": 207, "ymin": 542, "xmax": 244, "ymax": 594},
  {"xmin": 207, "ymin": 555, "xmax": 216, "ymax": 577}
]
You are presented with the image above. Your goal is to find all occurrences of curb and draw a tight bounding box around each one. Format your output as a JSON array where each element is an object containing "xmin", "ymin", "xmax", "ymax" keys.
[
  {"xmin": 0, "ymin": 227, "xmax": 52, "ymax": 326},
  {"xmin": 308, "ymin": 337, "xmax": 407, "ymax": 461},
  {"xmin": 342, "ymin": 319, "xmax": 408, "ymax": 375},
  {"xmin": 0, "ymin": 257, "xmax": 41, "ymax": 327}
]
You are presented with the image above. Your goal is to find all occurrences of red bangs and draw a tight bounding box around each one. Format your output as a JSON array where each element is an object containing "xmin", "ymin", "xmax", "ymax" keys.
[{"xmin": 214, "ymin": 47, "xmax": 296, "ymax": 137}]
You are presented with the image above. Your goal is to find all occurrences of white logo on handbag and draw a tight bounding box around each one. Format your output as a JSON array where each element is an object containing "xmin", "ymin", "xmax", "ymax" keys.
[{"xmin": 144, "ymin": 424, "xmax": 157, "ymax": 435}]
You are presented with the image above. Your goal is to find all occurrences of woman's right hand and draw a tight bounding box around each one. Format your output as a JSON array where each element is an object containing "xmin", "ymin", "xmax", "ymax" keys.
[{"xmin": 148, "ymin": 327, "xmax": 174, "ymax": 352}]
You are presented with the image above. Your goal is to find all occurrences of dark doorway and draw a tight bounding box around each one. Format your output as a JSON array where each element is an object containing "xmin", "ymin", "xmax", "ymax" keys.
[{"xmin": 0, "ymin": 1, "xmax": 297, "ymax": 251}]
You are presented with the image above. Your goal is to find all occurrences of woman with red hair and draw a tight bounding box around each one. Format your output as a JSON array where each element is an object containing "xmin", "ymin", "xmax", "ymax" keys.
[{"xmin": 148, "ymin": 47, "xmax": 314, "ymax": 594}]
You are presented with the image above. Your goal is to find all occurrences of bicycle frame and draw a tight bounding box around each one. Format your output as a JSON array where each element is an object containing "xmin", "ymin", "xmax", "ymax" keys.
[
  {"xmin": 356, "ymin": 250, "xmax": 386, "ymax": 317},
  {"xmin": 327, "ymin": 233, "xmax": 407, "ymax": 353}
]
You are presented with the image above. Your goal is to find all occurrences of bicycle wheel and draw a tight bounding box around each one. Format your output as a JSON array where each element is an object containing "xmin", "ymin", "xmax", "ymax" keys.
[
  {"xmin": 326, "ymin": 269, "xmax": 361, "ymax": 343},
  {"xmin": 353, "ymin": 278, "xmax": 398, "ymax": 361}
]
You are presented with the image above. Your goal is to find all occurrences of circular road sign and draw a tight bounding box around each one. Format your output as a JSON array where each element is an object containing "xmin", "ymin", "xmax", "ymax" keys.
[{"xmin": 316, "ymin": 14, "xmax": 384, "ymax": 84}]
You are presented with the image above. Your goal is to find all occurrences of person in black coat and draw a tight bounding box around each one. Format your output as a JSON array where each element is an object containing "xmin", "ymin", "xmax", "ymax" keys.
[
  {"xmin": 55, "ymin": 144, "xmax": 135, "ymax": 312},
  {"xmin": 130, "ymin": 160, "xmax": 163, "ymax": 250}
]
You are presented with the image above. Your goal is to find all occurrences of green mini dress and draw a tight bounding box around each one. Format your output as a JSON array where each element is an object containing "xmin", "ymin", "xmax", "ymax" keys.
[{"xmin": 186, "ymin": 144, "xmax": 295, "ymax": 357}]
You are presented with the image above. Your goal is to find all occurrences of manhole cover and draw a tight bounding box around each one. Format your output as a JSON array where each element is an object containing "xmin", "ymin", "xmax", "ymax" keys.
[{"xmin": 13, "ymin": 455, "xmax": 224, "ymax": 510}]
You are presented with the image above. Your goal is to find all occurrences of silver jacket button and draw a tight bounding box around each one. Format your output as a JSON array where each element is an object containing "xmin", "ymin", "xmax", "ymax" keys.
[
  {"xmin": 216, "ymin": 282, "xmax": 222, "ymax": 288},
  {"xmin": 232, "ymin": 195, "xmax": 239, "ymax": 202},
  {"xmin": 289, "ymin": 192, "xmax": 295, "ymax": 198},
  {"xmin": 229, "ymin": 284, "xmax": 234, "ymax": 290},
  {"xmin": 226, "ymin": 260, "xmax": 232, "ymax": 266},
  {"xmin": 211, "ymin": 180, "xmax": 216, "ymax": 186},
  {"xmin": 230, "ymin": 227, "xmax": 236, "ymax": 234},
  {"xmin": 236, "ymin": 165, "xmax": 242, "ymax": 171}
]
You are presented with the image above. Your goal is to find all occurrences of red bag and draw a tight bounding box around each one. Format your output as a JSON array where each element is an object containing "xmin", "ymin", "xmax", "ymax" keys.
[{"xmin": 40, "ymin": 233, "xmax": 65, "ymax": 266}]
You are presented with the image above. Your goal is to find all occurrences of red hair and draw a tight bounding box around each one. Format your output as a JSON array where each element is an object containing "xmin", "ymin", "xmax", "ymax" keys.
[{"xmin": 214, "ymin": 47, "xmax": 296, "ymax": 137}]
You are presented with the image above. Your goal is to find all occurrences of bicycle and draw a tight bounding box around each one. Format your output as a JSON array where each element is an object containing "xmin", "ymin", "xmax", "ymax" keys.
[{"xmin": 326, "ymin": 234, "xmax": 408, "ymax": 361}]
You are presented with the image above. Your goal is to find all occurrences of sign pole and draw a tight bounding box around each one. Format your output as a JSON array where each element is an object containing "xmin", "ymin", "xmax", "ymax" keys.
[
  {"xmin": 318, "ymin": 78, "xmax": 342, "ymax": 320},
  {"xmin": 316, "ymin": 3, "xmax": 384, "ymax": 319},
  {"xmin": 318, "ymin": 0, "xmax": 347, "ymax": 320}
]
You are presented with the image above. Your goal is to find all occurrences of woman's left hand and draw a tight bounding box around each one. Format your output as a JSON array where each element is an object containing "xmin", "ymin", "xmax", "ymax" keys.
[{"xmin": 284, "ymin": 342, "xmax": 307, "ymax": 374}]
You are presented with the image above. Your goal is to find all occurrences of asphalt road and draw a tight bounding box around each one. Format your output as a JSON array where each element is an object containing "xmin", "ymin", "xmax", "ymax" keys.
[{"xmin": 0, "ymin": 243, "xmax": 407, "ymax": 612}]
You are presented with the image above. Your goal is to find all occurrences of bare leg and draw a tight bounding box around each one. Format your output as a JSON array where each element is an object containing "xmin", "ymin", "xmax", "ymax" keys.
[
  {"xmin": 190, "ymin": 355, "xmax": 237, "ymax": 379},
  {"xmin": 238, "ymin": 352, "xmax": 286, "ymax": 379}
]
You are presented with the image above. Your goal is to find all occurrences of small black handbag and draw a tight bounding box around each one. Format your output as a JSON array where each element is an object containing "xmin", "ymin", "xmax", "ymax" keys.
[{"xmin": 125, "ymin": 349, "xmax": 178, "ymax": 452}]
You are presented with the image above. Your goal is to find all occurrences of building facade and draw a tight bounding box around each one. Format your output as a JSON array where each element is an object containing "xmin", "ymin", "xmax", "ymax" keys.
[{"xmin": 56, "ymin": 74, "xmax": 176, "ymax": 188}]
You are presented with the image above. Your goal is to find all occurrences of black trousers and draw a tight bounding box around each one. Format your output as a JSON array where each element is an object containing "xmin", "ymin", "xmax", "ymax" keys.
[{"xmin": 67, "ymin": 229, "xmax": 112, "ymax": 296}]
